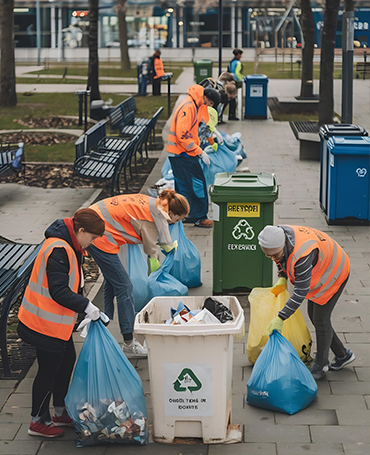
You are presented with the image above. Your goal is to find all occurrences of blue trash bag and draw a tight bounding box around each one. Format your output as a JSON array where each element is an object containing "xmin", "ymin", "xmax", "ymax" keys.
[
  {"xmin": 200, "ymin": 144, "xmax": 238, "ymax": 187},
  {"xmin": 65, "ymin": 320, "xmax": 148, "ymax": 447},
  {"xmin": 148, "ymin": 250, "xmax": 188, "ymax": 297},
  {"xmin": 127, "ymin": 244, "xmax": 152, "ymax": 312},
  {"xmin": 246, "ymin": 330, "xmax": 318, "ymax": 415},
  {"xmin": 161, "ymin": 156, "xmax": 174, "ymax": 181},
  {"xmin": 11, "ymin": 146, "xmax": 23, "ymax": 172},
  {"xmin": 219, "ymin": 130, "xmax": 247, "ymax": 159},
  {"xmin": 168, "ymin": 221, "xmax": 202, "ymax": 288}
]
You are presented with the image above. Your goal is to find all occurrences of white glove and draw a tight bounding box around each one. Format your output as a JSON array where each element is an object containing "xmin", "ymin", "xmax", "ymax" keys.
[
  {"xmin": 84, "ymin": 301, "xmax": 100, "ymax": 321},
  {"xmin": 18, "ymin": 142, "xmax": 24, "ymax": 148},
  {"xmin": 199, "ymin": 151, "xmax": 210, "ymax": 166}
]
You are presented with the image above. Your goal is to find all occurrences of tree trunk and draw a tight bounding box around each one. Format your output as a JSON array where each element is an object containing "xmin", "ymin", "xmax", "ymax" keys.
[
  {"xmin": 87, "ymin": 0, "xmax": 100, "ymax": 102},
  {"xmin": 0, "ymin": 0, "xmax": 17, "ymax": 106},
  {"xmin": 318, "ymin": 0, "xmax": 340, "ymax": 125},
  {"xmin": 300, "ymin": 0, "xmax": 315, "ymax": 98},
  {"xmin": 116, "ymin": 0, "xmax": 130, "ymax": 72}
]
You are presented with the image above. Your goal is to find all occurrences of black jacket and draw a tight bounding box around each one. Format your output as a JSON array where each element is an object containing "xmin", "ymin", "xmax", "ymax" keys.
[{"xmin": 43, "ymin": 219, "xmax": 89, "ymax": 314}]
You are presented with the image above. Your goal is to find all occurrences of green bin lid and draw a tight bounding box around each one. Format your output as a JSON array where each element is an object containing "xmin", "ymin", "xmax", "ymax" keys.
[
  {"xmin": 209, "ymin": 172, "xmax": 278, "ymax": 202},
  {"xmin": 194, "ymin": 59, "xmax": 212, "ymax": 64}
]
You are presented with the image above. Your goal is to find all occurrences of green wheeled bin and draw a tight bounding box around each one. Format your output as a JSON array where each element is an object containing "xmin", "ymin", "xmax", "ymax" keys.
[
  {"xmin": 194, "ymin": 60, "xmax": 213, "ymax": 83},
  {"xmin": 209, "ymin": 172, "xmax": 279, "ymax": 294}
]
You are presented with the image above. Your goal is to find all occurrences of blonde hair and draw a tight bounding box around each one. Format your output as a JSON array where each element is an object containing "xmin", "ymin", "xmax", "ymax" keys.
[
  {"xmin": 157, "ymin": 189, "xmax": 190, "ymax": 216},
  {"xmin": 225, "ymin": 82, "xmax": 237, "ymax": 99}
]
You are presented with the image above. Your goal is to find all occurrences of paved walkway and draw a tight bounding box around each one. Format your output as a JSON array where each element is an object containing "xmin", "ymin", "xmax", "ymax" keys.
[{"xmin": 0, "ymin": 70, "xmax": 369, "ymax": 455}]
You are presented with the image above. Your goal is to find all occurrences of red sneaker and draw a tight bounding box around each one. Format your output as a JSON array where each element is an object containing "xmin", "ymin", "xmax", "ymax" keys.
[
  {"xmin": 52, "ymin": 413, "xmax": 74, "ymax": 427},
  {"xmin": 28, "ymin": 421, "xmax": 64, "ymax": 438}
]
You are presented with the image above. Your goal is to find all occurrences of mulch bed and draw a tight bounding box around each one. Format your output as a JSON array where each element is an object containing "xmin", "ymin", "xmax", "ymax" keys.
[
  {"xmin": 14, "ymin": 116, "xmax": 93, "ymax": 129},
  {"xmin": 1, "ymin": 131, "xmax": 76, "ymax": 146}
]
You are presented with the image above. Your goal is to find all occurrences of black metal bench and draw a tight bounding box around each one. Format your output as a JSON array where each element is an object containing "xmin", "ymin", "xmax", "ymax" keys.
[
  {"xmin": 75, "ymin": 119, "xmax": 108, "ymax": 160},
  {"xmin": 356, "ymin": 61, "xmax": 370, "ymax": 80},
  {"xmin": 0, "ymin": 239, "xmax": 41, "ymax": 377},
  {"xmin": 0, "ymin": 143, "xmax": 25, "ymax": 179}
]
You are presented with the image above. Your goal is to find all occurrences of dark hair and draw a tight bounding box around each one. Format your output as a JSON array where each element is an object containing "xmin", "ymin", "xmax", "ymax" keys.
[
  {"xmin": 158, "ymin": 189, "xmax": 190, "ymax": 216},
  {"xmin": 233, "ymin": 48, "xmax": 243, "ymax": 56},
  {"xmin": 73, "ymin": 208, "xmax": 105, "ymax": 236}
]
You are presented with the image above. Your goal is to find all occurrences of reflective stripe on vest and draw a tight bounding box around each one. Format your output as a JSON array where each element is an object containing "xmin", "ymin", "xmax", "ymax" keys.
[
  {"xmin": 18, "ymin": 238, "xmax": 78, "ymax": 341},
  {"xmin": 286, "ymin": 226, "xmax": 350, "ymax": 305}
]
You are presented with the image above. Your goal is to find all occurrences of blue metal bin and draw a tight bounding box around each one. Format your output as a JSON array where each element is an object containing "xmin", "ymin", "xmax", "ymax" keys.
[
  {"xmin": 244, "ymin": 74, "xmax": 268, "ymax": 119},
  {"xmin": 319, "ymin": 124, "xmax": 368, "ymax": 213},
  {"xmin": 326, "ymin": 136, "xmax": 370, "ymax": 225}
]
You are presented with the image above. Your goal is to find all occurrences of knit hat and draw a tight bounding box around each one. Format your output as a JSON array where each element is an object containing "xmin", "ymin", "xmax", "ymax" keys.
[
  {"xmin": 204, "ymin": 88, "xmax": 221, "ymax": 108},
  {"xmin": 258, "ymin": 226, "xmax": 285, "ymax": 250}
]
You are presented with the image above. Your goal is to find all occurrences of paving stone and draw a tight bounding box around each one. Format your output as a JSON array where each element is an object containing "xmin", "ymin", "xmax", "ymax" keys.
[
  {"xmin": 310, "ymin": 425, "xmax": 370, "ymax": 443},
  {"xmin": 326, "ymin": 368, "xmax": 358, "ymax": 382},
  {"xmin": 329, "ymin": 381, "xmax": 370, "ymax": 395},
  {"xmin": 275, "ymin": 409, "xmax": 337, "ymax": 425},
  {"xmin": 14, "ymin": 379, "xmax": 34, "ymax": 394},
  {"xmin": 0, "ymin": 381, "xmax": 17, "ymax": 390},
  {"xmin": 276, "ymin": 443, "xmax": 344, "ymax": 455},
  {"xmin": 244, "ymin": 421, "xmax": 310, "ymax": 443},
  {"xmin": 0, "ymin": 407, "xmax": 30, "ymax": 424},
  {"xmin": 107, "ymin": 443, "xmax": 208, "ymax": 454},
  {"xmin": 336, "ymin": 409, "xmax": 370, "ymax": 426},
  {"xmin": 37, "ymin": 441, "xmax": 106, "ymax": 455},
  {"xmin": 14, "ymin": 424, "xmax": 76, "ymax": 441},
  {"xmin": 209, "ymin": 443, "xmax": 276, "ymax": 455},
  {"xmin": 354, "ymin": 367, "xmax": 370, "ymax": 381},
  {"xmin": 364, "ymin": 395, "xmax": 370, "ymax": 409},
  {"xmin": 0, "ymin": 424, "xmax": 22, "ymax": 441},
  {"xmin": 4, "ymin": 394, "xmax": 32, "ymax": 408},
  {"xmin": 345, "ymin": 333, "xmax": 370, "ymax": 343},
  {"xmin": 343, "ymin": 443, "xmax": 370, "ymax": 455},
  {"xmin": 0, "ymin": 441, "xmax": 41, "ymax": 455},
  {"xmin": 308, "ymin": 394, "xmax": 367, "ymax": 410},
  {"xmin": 0, "ymin": 389, "xmax": 13, "ymax": 409}
]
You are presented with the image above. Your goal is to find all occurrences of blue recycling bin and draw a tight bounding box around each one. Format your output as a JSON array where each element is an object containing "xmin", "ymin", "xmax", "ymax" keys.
[
  {"xmin": 244, "ymin": 74, "xmax": 268, "ymax": 119},
  {"xmin": 326, "ymin": 136, "xmax": 370, "ymax": 225},
  {"xmin": 319, "ymin": 124, "xmax": 368, "ymax": 213}
]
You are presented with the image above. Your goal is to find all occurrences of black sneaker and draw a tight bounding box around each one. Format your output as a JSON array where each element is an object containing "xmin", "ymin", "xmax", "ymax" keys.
[
  {"xmin": 310, "ymin": 363, "xmax": 329, "ymax": 380},
  {"xmin": 330, "ymin": 349, "xmax": 355, "ymax": 371}
]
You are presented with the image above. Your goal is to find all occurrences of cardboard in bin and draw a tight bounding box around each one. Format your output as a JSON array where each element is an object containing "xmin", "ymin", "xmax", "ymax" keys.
[{"xmin": 134, "ymin": 296, "xmax": 244, "ymax": 444}]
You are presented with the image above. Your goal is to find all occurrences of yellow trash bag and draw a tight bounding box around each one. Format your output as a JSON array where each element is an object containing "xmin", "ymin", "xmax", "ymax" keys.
[{"xmin": 247, "ymin": 287, "xmax": 312, "ymax": 365}]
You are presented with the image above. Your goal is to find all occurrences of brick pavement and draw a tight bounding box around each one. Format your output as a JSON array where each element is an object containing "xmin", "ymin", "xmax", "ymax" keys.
[{"xmin": 0, "ymin": 73, "xmax": 369, "ymax": 455}]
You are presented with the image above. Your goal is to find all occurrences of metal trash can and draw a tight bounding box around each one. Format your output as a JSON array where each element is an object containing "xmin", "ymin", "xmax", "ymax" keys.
[
  {"xmin": 326, "ymin": 136, "xmax": 370, "ymax": 225},
  {"xmin": 244, "ymin": 74, "xmax": 268, "ymax": 119},
  {"xmin": 194, "ymin": 60, "xmax": 213, "ymax": 84},
  {"xmin": 134, "ymin": 295, "xmax": 244, "ymax": 444},
  {"xmin": 319, "ymin": 124, "xmax": 368, "ymax": 213},
  {"xmin": 209, "ymin": 172, "xmax": 279, "ymax": 294},
  {"xmin": 137, "ymin": 59, "xmax": 149, "ymax": 96}
]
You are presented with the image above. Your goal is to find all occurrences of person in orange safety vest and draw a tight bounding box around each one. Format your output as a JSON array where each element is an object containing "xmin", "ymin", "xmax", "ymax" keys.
[
  {"xmin": 88, "ymin": 190, "xmax": 189, "ymax": 357},
  {"xmin": 17, "ymin": 209, "xmax": 105, "ymax": 438},
  {"xmin": 258, "ymin": 225, "xmax": 355, "ymax": 380},
  {"xmin": 166, "ymin": 84, "xmax": 218, "ymax": 228},
  {"xmin": 151, "ymin": 49, "xmax": 165, "ymax": 96}
]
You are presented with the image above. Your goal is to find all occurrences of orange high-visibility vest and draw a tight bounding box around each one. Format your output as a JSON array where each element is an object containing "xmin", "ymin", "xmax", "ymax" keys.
[
  {"xmin": 285, "ymin": 225, "xmax": 350, "ymax": 305},
  {"xmin": 91, "ymin": 194, "xmax": 155, "ymax": 254},
  {"xmin": 18, "ymin": 238, "xmax": 79, "ymax": 341},
  {"xmin": 154, "ymin": 58, "xmax": 165, "ymax": 78},
  {"xmin": 166, "ymin": 84, "xmax": 204, "ymax": 157}
]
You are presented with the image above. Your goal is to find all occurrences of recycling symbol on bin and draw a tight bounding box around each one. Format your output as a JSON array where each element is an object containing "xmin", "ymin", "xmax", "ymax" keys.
[
  {"xmin": 232, "ymin": 220, "xmax": 255, "ymax": 241},
  {"xmin": 173, "ymin": 368, "xmax": 202, "ymax": 393},
  {"xmin": 356, "ymin": 168, "xmax": 367, "ymax": 178}
]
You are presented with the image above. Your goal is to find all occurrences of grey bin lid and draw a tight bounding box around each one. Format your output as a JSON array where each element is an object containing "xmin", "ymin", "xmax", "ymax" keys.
[
  {"xmin": 319, "ymin": 124, "xmax": 368, "ymax": 140},
  {"xmin": 209, "ymin": 172, "xmax": 278, "ymax": 203}
]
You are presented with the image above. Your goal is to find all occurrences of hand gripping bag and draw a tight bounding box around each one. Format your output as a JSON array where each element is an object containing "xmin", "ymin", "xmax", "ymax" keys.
[
  {"xmin": 148, "ymin": 250, "xmax": 188, "ymax": 297},
  {"xmin": 200, "ymin": 144, "xmax": 238, "ymax": 188},
  {"xmin": 247, "ymin": 330, "xmax": 318, "ymax": 415},
  {"xmin": 127, "ymin": 244, "xmax": 152, "ymax": 312},
  {"xmin": 168, "ymin": 221, "xmax": 202, "ymax": 288},
  {"xmin": 247, "ymin": 287, "xmax": 312, "ymax": 365},
  {"xmin": 65, "ymin": 320, "xmax": 148, "ymax": 447}
]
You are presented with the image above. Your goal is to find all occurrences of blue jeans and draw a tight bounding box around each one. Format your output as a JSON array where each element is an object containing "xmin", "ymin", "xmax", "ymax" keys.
[{"xmin": 87, "ymin": 245, "xmax": 135, "ymax": 336}]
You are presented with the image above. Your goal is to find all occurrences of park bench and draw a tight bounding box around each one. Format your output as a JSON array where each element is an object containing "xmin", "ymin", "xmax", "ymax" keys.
[
  {"xmin": 0, "ymin": 143, "xmax": 25, "ymax": 179},
  {"xmin": 0, "ymin": 239, "xmax": 41, "ymax": 377},
  {"xmin": 75, "ymin": 119, "xmax": 108, "ymax": 160},
  {"xmin": 356, "ymin": 61, "xmax": 370, "ymax": 80}
]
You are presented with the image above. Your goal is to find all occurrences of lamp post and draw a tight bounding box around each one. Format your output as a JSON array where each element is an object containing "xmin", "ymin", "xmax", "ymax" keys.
[
  {"xmin": 218, "ymin": 0, "xmax": 223, "ymax": 76},
  {"xmin": 36, "ymin": 0, "xmax": 41, "ymax": 66}
]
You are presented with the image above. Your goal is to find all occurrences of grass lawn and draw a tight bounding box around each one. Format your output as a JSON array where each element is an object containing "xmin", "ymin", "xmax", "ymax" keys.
[
  {"xmin": 0, "ymin": 93, "xmax": 178, "ymax": 130},
  {"xmin": 24, "ymin": 143, "xmax": 75, "ymax": 162}
]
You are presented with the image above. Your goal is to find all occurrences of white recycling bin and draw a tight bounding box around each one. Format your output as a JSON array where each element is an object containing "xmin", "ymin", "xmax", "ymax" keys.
[{"xmin": 134, "ymin": 295, "xmax": 244, "ymax": 444}]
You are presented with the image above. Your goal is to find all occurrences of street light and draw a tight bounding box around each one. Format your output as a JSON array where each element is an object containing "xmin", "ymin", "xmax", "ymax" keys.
[{"xmin": 218, "ymin": 0, "xmax": 223, "ymax": 76}]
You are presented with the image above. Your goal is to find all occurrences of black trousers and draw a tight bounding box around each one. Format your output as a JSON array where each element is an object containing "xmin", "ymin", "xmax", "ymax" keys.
[
  {"xmin": 152, "ymin": 77, "xmax": 161, "ymax": 96},
  {"xmin": 31, "ymin": 337, "xmax": 76, "ymax": 422},
  {"xmin": 228, "ymin": 97, "xmax": 237, "ymax": 119}
]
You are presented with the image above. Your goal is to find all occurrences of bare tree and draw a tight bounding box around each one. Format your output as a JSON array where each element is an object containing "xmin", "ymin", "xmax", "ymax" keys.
[
  {"xmin": 344, "ymin": 0, "xmax": 354, "ymax": 10},
  {"xmin": 318, "ymin": 0, "xmax": 340, "ymax": 125},
  {"xmin": 0, "ymin": 0, "xmax": 17, "ymax": 106},
  {"xmin": 87, "ymin": 0, "xmax": 101, "ymax": 102},
  {"xmin": 116, "ymin": 0, "xmax": 130, "ymax": 71},
  {"xmin": 299, "ymin": 0, "xmax": 315, "ymax": 98}
]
